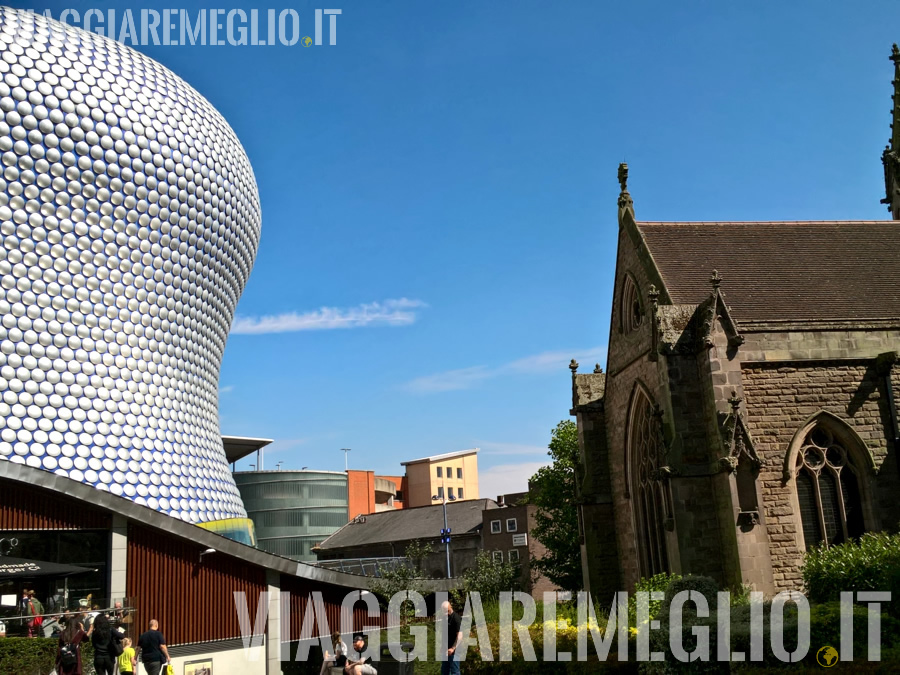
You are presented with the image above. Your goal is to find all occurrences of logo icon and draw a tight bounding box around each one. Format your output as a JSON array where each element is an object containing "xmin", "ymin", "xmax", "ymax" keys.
[
  {"xmin": 816, "ymin": 646, "xmax": 839, "ymax": 667},
  {"xmin": 302, "ymin": 36, "xmax": 313, "ymax": 47}
]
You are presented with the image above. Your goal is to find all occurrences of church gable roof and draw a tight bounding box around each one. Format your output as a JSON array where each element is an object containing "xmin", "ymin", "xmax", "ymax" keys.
[{"xmin": 636, "ymin": 221, "xmax": 900, "ymax": 323}]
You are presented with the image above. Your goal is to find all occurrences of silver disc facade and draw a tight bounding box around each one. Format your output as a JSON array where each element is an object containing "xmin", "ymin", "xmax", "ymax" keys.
[{"xmin": 0, "ymin": 8, "xmax": 261, "ymax": 528}]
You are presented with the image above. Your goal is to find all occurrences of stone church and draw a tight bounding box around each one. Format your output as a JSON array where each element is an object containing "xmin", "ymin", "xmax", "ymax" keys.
[{"xmin": 572, "ymin": 46, "xmax": 900, "ymax": 598}]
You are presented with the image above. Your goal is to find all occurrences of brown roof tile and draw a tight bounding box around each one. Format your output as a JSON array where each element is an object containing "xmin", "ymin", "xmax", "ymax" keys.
[{"xmin": 637, "ymin": 221, "xmax": 900, "ymax": 323}]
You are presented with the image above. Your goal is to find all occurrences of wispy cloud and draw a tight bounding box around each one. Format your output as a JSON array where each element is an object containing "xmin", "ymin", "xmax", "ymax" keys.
[
  {"xmin": 401, "ymin": 366, "xmax": 492, "ymax": 393},
  {"xmin": 477, "ymin": 441, "xmax": 548, "ymax": 457},
  {"xmin": 231, "ymin": 298, "xmax": 427, "ymax": 335},
  {"xmin": 506, "ymin": 346, "xmax": 607, "ymax": 375},
  {"xmin": 402, "ymin": 345, "xmax": 607, "ymax": 394},
  {"xmin": 218, "ymin": 385, "xmax": 235, "ymax": 394},
  {"xmin": 479, "ymin": 461, "xmax": 549, "ymax": 500}
]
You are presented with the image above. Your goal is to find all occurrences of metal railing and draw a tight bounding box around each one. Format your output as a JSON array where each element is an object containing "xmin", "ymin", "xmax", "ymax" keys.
[
  {"xmin": 314, "ymin": 556, "xmax": 414, "ymax": 577},
  {"xmin": 0, "ymin": 599, "xmax": 137, "ymax": 639}
]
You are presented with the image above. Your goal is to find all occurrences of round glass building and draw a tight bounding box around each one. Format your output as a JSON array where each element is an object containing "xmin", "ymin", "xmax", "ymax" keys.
[
  {"xmin": 235, "ymin": 471, "xmax": 349, "ymax": 562},
  {"xmin": 0, "ymin": 8, "xmax": 261, "ymax": 535}
]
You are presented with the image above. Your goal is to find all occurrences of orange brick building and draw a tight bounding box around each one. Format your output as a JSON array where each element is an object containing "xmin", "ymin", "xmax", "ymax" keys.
[{"xmin": 346, "ymin": 470, "xmax": 407, "ymax": 518}]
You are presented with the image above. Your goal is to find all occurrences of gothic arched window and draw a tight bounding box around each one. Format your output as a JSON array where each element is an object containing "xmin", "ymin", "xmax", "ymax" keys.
[
  {"xmin": 793, "ymin": 425, "xmax": 866, "ymax": 551},
  {"xmin": 627, "ymin": 387, "xmax": 669, "ymax": 577},
  {"xmin": 620, "ymin": 274, "xmax": 643, "ymax": 334}
]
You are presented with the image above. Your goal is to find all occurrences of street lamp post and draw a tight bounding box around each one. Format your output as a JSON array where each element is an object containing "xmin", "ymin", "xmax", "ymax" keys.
[{"xmin": 433, "ymin": 480, "xmax": 454, "ymax": 579}]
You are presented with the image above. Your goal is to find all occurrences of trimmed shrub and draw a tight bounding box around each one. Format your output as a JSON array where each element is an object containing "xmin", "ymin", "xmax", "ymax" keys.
[
  {"xmin": 628, "ymin": 573, "xmax": 681, "ymax": 626},
  {"xmin": 662, "ymin": 576, "xmax": 719, "ymax": 614},
  {"xmin": 639, "ymin": 599, "xmax": 900, "ymax": 672},
  {"xmin": 803, "ymin": 532, "xmax": 900, "ymax": 607},
  {"xmin": 0, "ymin": 637, "xmax": 95, "ymax": 675}
]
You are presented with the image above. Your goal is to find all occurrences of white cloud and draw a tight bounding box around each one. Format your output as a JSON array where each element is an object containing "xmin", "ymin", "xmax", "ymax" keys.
[
  {"xmin": 402, "ymin": 366, "xmax": 492, "ymax": 394},
  {"xmin": 478, "ymin": 461, "xmax": 548, "ymax": 501},
  {"xmin": 477, "ymin": 441, "xmax": 548, "ymax": 457},
  {"xmin": 231, "ymin": 298, "xmax": 427, "ymax": 335},
  {"xmin": 506, "ymin": 346, "xmax": 607, "ymax": 375},
  {"xmin": 402, "ymin": 345, "xmax": 607, "ymax": 394},
  {"xmin": 218, "ymin": 385, "xmax": 235, "ymax": 394}
]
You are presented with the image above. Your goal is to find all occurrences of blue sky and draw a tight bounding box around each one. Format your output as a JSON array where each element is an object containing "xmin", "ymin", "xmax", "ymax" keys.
[{"xmin": 23, "ymin": 0, "xmax": 900, "ymax": 497}]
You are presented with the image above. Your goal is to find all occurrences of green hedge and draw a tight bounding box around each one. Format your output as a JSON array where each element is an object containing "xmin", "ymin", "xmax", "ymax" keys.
[
  {"xmin": 803, "ymin": 532, "xmax": 900, "ymax": 607},
  {"xmin": 641, "ymin": 600, "xmax": 900, "ymax": 673},
  {"xmin": 0, "ymin": 637, "xmax": 95, "ymax": 675}
]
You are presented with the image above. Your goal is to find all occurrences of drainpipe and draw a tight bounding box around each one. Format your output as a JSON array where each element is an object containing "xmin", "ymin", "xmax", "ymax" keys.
[{"xmin": 877, "ymin": 352, "xmax": 900, "ymax": 452}]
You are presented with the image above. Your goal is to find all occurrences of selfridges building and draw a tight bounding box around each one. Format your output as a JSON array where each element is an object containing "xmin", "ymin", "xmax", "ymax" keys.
[{"xmin": 0, "ymin": 8, "xmax": 261, "ymax": 541}]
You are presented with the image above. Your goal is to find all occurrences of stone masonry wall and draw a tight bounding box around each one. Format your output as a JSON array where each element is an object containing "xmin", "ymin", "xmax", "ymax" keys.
[
  {"xmin": 599, "ymin": 221, "xmax": 665, "ymax": 590},
  {"xmin": 741, "ymin": 361, "xmax": 900, "ymax": 591},
  {"xmin": 576, "ymin": 407, "xmax": 623, "ymax": 599}
]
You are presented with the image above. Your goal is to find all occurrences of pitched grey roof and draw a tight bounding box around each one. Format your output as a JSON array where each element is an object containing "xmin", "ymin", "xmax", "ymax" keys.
[
  {"xmin": 637, "ymin": 221, "xmax": 900, "ymax": 322},
  {"xmin": 317, "ymin": 499, "xmax": 498, "ymax": 550}
]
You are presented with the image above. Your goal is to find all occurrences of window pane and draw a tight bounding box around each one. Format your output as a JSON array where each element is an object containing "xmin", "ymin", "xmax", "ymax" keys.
[
  {"xmin": 796, "ymin": 470, "xmax": 821, "ymax": 550},
  {"xmin": 437, "ymin": 467, "xmax": 442, "ymax": 478},
  {"xmin": 820, "ymin": 470, "xmax": 843, "ymax": 545},
  {"xmin": 458, "ymin": 488, "xmax": 463, "ymax": 499},
  {"xmin": 840, "ymin": 469, "xmax": 865, "ymax": 540},
  {"xmin": 437, "ymin": 487, "xmax": 443, "ymax": 498},
  {"xmin": 447, "ymin": 466, "xmax": 452, "ymax": 477},
  {"xmin": 448, "ymin": 487, "xmax": 454, "ymax": 499},
  {"xmin": 457, "ymin": 468, "xmax": 462, "ymax": 479}
]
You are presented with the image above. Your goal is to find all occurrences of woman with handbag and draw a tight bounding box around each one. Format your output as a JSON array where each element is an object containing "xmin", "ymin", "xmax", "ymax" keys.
[{"xmin": 90, "ymin": 614, "xmax": 124, "ymax": 675}]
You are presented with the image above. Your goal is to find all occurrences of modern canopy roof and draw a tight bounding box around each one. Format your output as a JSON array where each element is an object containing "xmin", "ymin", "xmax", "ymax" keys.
[
  {"xmin": 0, "ymin": 557, "xmax": 94, "ymax": 580},
  {"xmin": 221, "ymin": 436, "xmax": 274, "ymax": 464},
  {"xmin": 636, "ymin": 221, "xmax": 900, "ymax": 324}
]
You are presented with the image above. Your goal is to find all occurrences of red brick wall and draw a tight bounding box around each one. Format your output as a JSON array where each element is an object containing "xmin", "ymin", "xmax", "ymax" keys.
[{"xmin": 346, "ymin": 470, "xmax": 374, "ymax": 520}]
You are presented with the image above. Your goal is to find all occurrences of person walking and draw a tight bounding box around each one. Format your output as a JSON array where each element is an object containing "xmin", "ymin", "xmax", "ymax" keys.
[
  {"xmin": 90, "ymin": 614, "xmax": 123, "ymax": 675},
  {"xmin": 21, "ymin": 589, "xmax": 39, "ymax": 637},
  {"xmin": 439, "ymin": 601, "xmax": 463, "ymax": 675},
  {"xmin": 118, "ymin": 637, "xmax": 137, "ymax": 675},
  {"xmin": 136, "ymin": 619, "xmax": 171, "ymax": 675},
  {"xmin": 56, "ymin": 616, "xmax": 88, "ymax": 675}
]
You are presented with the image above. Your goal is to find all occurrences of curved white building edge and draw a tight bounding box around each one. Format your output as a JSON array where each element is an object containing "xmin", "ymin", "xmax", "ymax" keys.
[{"xmin": 0, "ymin": 8, "xmax": 261, "ymax": 527}]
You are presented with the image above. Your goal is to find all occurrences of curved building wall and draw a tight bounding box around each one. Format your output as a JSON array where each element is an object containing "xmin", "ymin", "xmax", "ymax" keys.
[
  {"xmin": 235, "ymin": 471, "xmax": 349, "ymax": 562},
  {"xmin": 0, "ymin": 8, "xmax": 261, "ymax": 526}
]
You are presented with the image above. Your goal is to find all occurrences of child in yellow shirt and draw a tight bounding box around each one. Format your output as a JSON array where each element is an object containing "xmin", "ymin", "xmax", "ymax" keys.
[{"xmin": 118, "ymin": 637, "xmax": 136, "ymax": 675}]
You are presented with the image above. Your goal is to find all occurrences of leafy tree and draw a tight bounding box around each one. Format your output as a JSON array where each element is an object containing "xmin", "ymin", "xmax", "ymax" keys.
[
  {"xmin": 527, "ymin": 420, "xmax": 582, "ymax": 593},
  {"xmin": 461, "ymin": 550, "xmax": 521, "ymax": 598},
  {"xmin": 370, "ymin": 542, "xmax": 432, "ymax": 625}
]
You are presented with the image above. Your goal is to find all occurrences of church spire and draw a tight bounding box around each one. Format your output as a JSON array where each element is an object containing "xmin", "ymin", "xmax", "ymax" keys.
[{"xmin": 881, "ymin": 44, "xmax": 900, "ymax": 219}]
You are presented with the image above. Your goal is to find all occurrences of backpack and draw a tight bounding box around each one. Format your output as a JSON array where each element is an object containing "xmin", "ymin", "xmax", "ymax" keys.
[
  {"xmin": 112, "ymin": 633, "xmax": 124, "ymax": 657},
  {"xmin": 59, "ymin": 642, "xmax": 78, "ymax": 669}
]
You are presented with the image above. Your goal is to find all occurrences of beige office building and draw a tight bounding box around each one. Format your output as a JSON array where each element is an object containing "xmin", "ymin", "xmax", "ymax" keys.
[{"xmin": 401, "ymin": 449, "xmax": 479, "ymax": 508}]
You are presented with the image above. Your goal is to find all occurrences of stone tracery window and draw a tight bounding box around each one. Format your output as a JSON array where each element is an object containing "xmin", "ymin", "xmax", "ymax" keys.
[
  {"xmin": 794, "ymin": 425, "xmax": 865, "ymax": 551},
  {"xmin": 620, "ymin": 274, "xmax": 643, "ymax": 334},
  {"xmin": 627, "ymin": 387, "xmax": 669, "ymax": 577}
]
